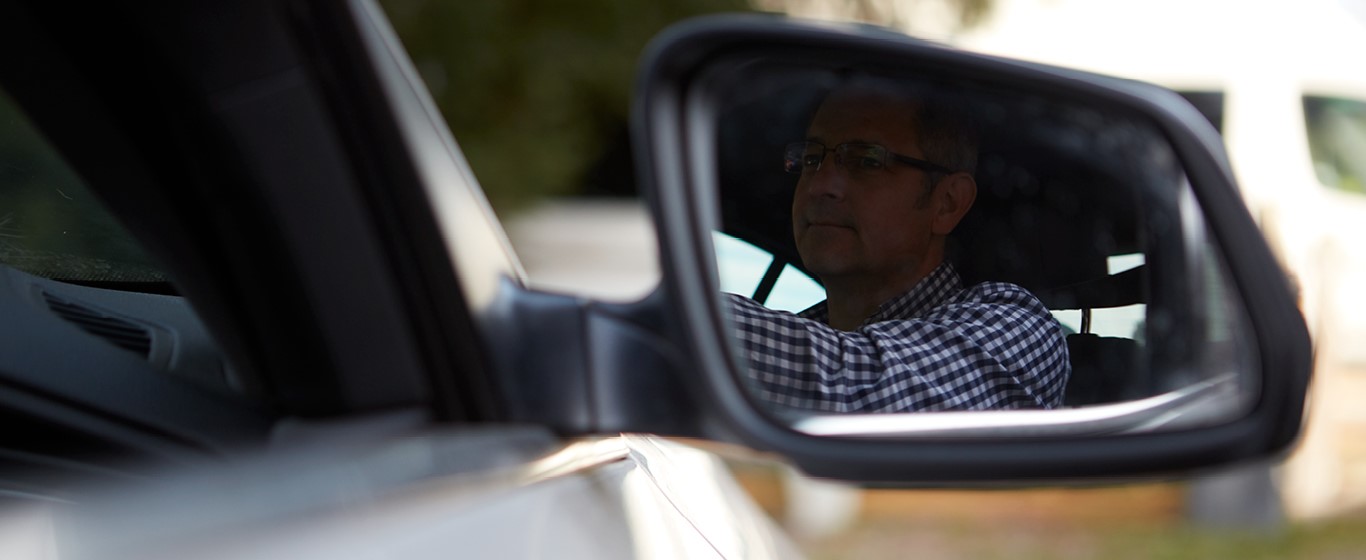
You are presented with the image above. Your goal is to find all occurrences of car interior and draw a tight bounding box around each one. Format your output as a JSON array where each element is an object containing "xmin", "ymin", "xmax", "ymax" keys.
[
  {"xmin": 0, "ymin": 82, "xmax": 271, "ymax": 483},
  {"xmin": 712, "ymin": 69, "xmax": 1196, "ymax": 409}
]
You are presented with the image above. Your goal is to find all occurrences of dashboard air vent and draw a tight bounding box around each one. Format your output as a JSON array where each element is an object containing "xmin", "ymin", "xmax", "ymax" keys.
[{"xmin": 42, "ymin": 292, "xmax": 153, "ymax": 358}]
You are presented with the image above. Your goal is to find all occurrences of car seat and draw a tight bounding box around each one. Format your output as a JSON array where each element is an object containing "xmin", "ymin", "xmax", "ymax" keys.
[{"xmin": 954, "ymin": 152, "xmax": 1150, "ymax": 407}]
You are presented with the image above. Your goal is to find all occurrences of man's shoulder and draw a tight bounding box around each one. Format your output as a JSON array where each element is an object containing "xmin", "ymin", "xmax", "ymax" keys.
[
  {"xmin": 942, "ymin": 280, "xmax": 1053, "ymax": 316},
  {"xmin": 958, "ymin": 280, "xmax": 1041, "ymax": 300}
]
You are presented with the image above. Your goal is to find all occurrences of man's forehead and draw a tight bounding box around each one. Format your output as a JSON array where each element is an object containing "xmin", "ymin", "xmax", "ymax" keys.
[{"xmin": 806, "ymin": 88, "xmax": 922, "ymax": 144}]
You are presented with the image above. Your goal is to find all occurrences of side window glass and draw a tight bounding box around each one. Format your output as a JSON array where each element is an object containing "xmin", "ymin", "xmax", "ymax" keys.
[
  {"xmin": 713, "ymin": 231, "xmax": 823, "ymax": 313},
  {"xmin": 1304, "ymin": 95, "xmax": 1366, "ymax": 195},
  {"xmin": 0, "ymin": 86, "xmax": 246, "ymax": 397},
  {"xmin": 0, "ymin": 88, "xmax": 165, "ymax": 284}
]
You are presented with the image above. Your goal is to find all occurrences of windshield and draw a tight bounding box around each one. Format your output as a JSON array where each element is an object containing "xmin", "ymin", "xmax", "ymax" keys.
[{"xmin": 0, "ymin": 87, "xmax": 166, "ymax": 285}]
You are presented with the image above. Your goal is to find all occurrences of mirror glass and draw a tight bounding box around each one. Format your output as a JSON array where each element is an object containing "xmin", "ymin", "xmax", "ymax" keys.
[{"xmin": 702, "ymin": 58, "xmax": 1260, "ymax": 436}]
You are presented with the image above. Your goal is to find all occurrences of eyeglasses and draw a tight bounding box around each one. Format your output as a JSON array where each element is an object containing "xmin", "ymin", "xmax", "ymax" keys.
[{"xmin": 783, "ymin": 141, "xmax": 953, "ymax": 176}]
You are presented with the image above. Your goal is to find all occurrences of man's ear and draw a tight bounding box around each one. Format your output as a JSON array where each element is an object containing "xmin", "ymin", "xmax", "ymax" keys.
[{"xmin": 931, "ymin": 172, "xmax": 977, "ymax": 235}]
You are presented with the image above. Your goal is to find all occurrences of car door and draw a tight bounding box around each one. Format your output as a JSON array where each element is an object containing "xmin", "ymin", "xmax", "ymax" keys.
[
  {"xmin": 0, "ymin": 1, "xmax": 1317, "ymax": 557},
  {"xmin": 0, "ymin": 0, "xmax": 473, "ymax": 473},
  {"xmin": 0, "ymin": 0, "xmax": 795, "ymax": 557}
]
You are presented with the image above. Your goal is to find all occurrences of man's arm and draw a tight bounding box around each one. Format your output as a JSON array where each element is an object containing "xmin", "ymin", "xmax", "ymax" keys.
[{"xmin": 726, "ymin": 285, "xmax": 1071, "ymax": 413}]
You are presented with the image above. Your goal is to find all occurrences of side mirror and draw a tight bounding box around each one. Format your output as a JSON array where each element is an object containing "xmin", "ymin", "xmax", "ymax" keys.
[{"xmin": 632, "ymin": 16, "xmax": 1311, "ymax": 482}]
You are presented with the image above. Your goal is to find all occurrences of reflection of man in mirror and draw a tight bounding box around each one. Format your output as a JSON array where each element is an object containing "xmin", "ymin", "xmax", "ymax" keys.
[{"xmin": 727, "ymin": 80, "xmax": 1071, "ymax": 413}]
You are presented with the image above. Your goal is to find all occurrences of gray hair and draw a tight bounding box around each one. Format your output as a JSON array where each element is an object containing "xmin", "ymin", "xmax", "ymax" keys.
[
  {"xmin": 914, "ymin": 96, "xmax": 979, "ymax": 177},
  {"xmin": 839, "ymin": 75, "xmax": 980, "ymax": 181}
]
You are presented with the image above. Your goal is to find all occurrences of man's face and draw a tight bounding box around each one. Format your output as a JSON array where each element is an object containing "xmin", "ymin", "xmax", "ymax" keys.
[{"xmin": 792, "ymin": 91, "xmax": 939, "ymax": 285}]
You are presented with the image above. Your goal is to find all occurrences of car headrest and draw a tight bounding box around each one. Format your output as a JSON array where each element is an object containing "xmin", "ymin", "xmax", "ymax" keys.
[
  {"xmin": 1034, "ymin": 265, "xmax": 1146, "ymax": 310},
  {"xmin": 951, "ymin": 151, "xmax": 1142, "ymax": 308}
]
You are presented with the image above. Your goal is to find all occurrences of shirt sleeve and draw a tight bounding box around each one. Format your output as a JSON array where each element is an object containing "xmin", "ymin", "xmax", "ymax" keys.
[{"xmin": 725, "ymin": 285, "xmax": 1071, "ymax": 413}]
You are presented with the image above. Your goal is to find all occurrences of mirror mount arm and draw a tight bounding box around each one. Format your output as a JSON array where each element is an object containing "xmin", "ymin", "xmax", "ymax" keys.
[{"xmin": 484, "ymin": 283, "xmax": 707, "ymax": 437}]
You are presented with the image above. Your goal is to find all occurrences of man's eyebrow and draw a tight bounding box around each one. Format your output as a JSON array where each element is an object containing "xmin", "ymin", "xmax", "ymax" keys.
[
  {"xmin": 806, "ymin": 137, "xmax": 878, "ymax": 145},
  {"xmin": 797, "ymin": 135, "xmax": 874, "ymax": 144}
]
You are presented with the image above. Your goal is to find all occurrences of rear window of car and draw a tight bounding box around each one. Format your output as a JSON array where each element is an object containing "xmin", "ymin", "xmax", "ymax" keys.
[
  {"xmin": 0, "ymin": 86, "xmax": 166, "ymax": 285},
  {"xmin": 713, "ymin": 231, "xmax": 824, "ymax": 312},
  {"xmin": 1304, "ymin": 95, "xmax": 1366, "ymax": 195}
]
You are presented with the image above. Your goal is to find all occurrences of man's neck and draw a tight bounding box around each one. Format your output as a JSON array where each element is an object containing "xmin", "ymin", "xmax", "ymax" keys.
[{"xmin": 822, "ymin": 256, "xmax": 943, "ymax": 331}]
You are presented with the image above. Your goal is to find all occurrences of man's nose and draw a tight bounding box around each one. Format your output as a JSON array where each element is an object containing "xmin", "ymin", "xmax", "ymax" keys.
[{"xmin": 802, "ymin": 160, "xmax": 847, "ymax": 200}]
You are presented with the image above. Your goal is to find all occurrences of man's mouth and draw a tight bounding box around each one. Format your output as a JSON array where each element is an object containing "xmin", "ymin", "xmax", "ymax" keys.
[
  {"xmin": 801, "ymin": 206, "xmax": 853, "ymax": 230},
  {"xmin": 806, "ymin": 219, "xmax": 852, "ymax": 229}
]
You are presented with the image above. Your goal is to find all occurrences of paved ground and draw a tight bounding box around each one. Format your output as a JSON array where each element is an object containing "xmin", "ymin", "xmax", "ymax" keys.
[{"xmin": 504, "ymin": 199, "xmax": 659, "ymax": 301}]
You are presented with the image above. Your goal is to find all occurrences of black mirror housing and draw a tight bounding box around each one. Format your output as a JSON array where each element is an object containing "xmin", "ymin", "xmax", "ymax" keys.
[{"xmin": 630, "ymin": 15, "xmax": 1311, "ymax": 483}]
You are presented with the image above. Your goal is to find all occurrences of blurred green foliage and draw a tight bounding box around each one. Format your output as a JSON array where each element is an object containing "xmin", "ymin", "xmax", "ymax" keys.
[
  {"xmin": 1304, "ymin": 96, "xmax": 1366, "ymax": 196},
  {"xmin": 380, "ymin": 0, "xmax": 752, "ymax": 216}
]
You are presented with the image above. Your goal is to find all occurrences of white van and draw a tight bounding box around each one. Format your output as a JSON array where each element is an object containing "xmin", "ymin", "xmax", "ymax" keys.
[{"xmin": 958, "ymin": 0, "xmax": 1366, "ymax": 518}]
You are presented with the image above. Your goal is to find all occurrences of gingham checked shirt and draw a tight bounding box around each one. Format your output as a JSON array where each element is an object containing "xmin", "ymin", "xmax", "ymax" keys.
[{"xmin": 726, "ymin": 262, "xmax": 1071, "ymax": 413}]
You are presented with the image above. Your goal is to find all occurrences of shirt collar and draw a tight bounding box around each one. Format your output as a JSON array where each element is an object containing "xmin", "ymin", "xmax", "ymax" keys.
[{"xmin": 798, "ymin": 262, "xmax": 964, "ymax": 327}]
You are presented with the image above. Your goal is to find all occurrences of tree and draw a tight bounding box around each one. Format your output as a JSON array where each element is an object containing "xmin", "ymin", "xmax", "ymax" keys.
[{"xmin": 381, "ymin": 0, "xmax": 751, "ymax": 216}]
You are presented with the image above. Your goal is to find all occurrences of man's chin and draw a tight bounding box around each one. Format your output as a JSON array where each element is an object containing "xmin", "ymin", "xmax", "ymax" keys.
[{"xmin": 799, "ymin": 253, "xmax": 855, "ymax": 279}]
